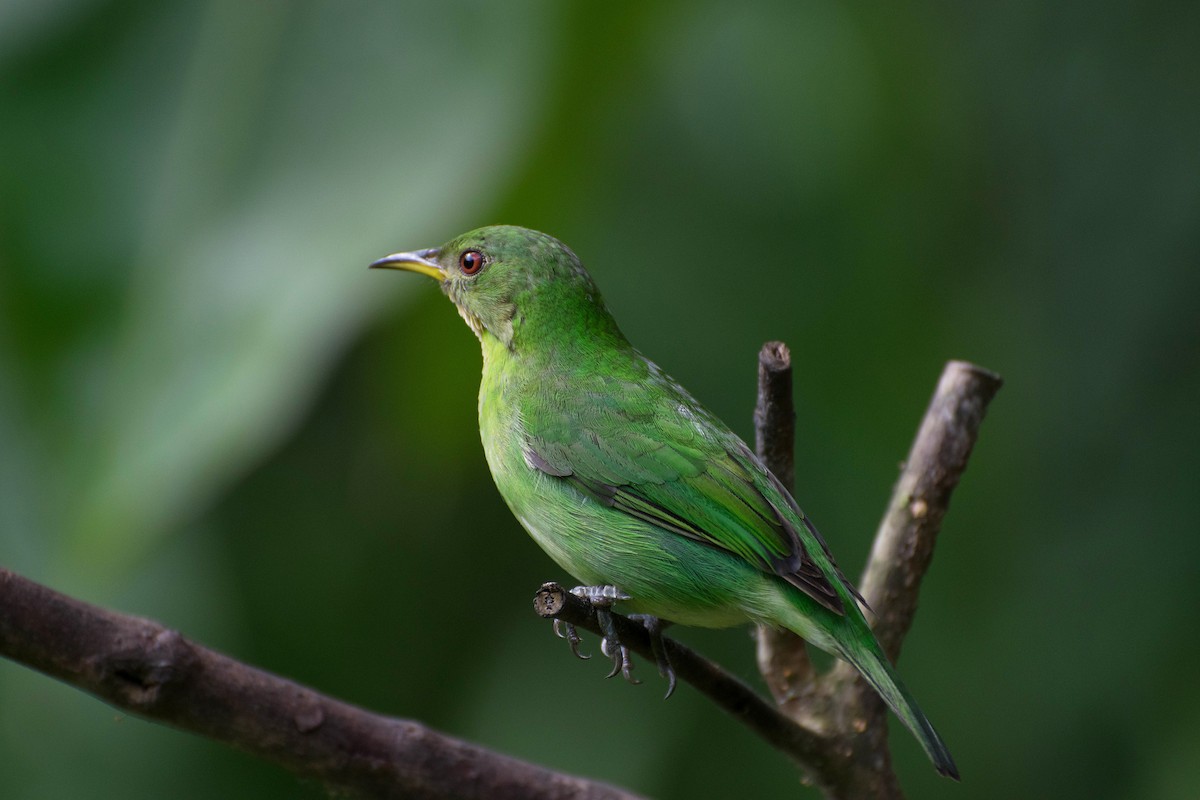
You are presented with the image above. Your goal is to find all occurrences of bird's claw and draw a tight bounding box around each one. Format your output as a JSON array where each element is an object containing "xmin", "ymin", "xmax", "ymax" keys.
[
  {"xmin": 630, "ymin": 614, "xmax": 676, "ymax": 699},
  {"xmin": 597, "ymin": 606, "xmax": 640, "ymax": 684},
  {"xmin": 552, "ymin": 618, "xmax": 590, "ymax": 659}
]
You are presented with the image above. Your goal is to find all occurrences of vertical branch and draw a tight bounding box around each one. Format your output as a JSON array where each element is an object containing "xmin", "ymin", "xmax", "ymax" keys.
[
  {"xmin": 753, "ymin": 342, "xmax": 815, "ymax": 707},
  {"xmin": 754, "ymin": 341, "xmax": 796, "ymax": 489}
]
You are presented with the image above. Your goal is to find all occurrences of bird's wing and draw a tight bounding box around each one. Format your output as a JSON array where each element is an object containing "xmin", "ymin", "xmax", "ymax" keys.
[{"xmin": 522, "ymin": 365, "xmax": 858, "ymax": 615}]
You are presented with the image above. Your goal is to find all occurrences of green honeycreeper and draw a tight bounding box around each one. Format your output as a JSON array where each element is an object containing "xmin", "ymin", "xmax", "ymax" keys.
[{"xmin": 370, "ymin": 225, "xmax": 958, "ymax": 779}]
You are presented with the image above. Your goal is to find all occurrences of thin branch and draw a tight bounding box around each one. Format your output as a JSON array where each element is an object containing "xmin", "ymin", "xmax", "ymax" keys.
[
  {"xmin": 822, "ymin": 359, "xmax": 1000, "ymax": 798},
  {"xmin": 0, "ymin": 568, "xmax": 643, "ymax": 800},
  {"xmin": 532, "ymin": 583, "xmax": 828, "ymax": 770},
  {"xmin": 753, "ymin": 342, "xmax": 816, "ymax": 709},
  {"xmin": 855, "ymin": 360, "xmax": 1003, "ymax": 661},
  {"xmin": 754, "ymin": 340, "xmax": 797, "ymax": 490}
]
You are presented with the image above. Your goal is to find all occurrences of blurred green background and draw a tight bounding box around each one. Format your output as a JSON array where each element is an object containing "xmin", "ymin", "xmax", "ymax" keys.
[{"xmin": 2, "ymin": 1, "xmax": 1197, "ymax": 798}]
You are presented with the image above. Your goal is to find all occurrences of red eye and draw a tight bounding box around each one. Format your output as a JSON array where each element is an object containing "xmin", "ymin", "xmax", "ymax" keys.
[{"xmin": 459, "ymin": 249, "xmax": 485, "ymax": 275}]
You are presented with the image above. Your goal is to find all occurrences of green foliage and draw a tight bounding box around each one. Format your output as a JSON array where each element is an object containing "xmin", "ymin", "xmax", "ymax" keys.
[{"xmin": 2, "ymin": 1, "xmax": 1198, "ymax": 798}]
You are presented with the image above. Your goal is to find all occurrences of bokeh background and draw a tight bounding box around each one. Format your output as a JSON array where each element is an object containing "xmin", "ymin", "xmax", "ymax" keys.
[{"xmin": 2, "ymin": 2, "xmax": 1197, "ymax": 798}]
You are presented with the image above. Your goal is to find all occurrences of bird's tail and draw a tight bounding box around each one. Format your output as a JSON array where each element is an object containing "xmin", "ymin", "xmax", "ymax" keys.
[{"xmin": 838, "ymin": 641, "xmax": 960, "ymax": 780}]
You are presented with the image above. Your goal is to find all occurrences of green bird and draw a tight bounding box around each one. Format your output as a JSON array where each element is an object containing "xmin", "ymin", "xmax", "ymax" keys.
[{"xmin": 370, "ymin": 225, "xmax": 958, "ymax": 779}]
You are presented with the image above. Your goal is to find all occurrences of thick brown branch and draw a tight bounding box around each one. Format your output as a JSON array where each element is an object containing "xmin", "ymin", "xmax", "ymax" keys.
[{"xmin": 0, "ymin": 568, "xmax": 642, "ymax": 800}]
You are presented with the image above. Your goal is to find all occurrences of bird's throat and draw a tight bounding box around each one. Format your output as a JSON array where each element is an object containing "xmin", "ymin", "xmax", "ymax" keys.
[{"xmin": 453, "ymin": 303, "xmax": 487, "ymax": 341}]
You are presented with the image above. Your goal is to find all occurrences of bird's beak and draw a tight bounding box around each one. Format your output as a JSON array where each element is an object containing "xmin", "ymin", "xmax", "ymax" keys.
[{"xmin": 368, "ymin": 248, "xmax": 445, "ymax": 282}]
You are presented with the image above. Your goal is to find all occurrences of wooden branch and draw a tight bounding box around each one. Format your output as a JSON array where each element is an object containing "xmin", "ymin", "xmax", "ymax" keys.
[
  {"xmin": 532, "ymin": 583, "xmax": 826, "ymax": 769},
  {"xmin": 754, "ymin": 340, "xmax": 797, "ymax": 490},
  {"xmin": 820, "ymin": 360, "xmax": 1001, "ymax": 798},
  {"xmin": 0, "ymin": 568, "xmax": 643, "ymax": 800},
  {"xmin": 855, "ymin": 360, "xmax": 1004, "ymax": 661},
  {"xmin": 751, "ymin": 347, "xmax": 1002, "ymax": 798},
  {"xmin": 753, "ymin": 342, "xmax": 817, "ymax": 710}
]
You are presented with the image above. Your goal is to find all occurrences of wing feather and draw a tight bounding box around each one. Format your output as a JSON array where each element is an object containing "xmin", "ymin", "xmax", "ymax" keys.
[{"xmin": 521, "ymin": 363, "xmax": 857, "ymax": 615}]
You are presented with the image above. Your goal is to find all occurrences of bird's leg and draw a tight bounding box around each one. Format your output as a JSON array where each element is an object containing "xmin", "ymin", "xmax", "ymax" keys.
[
  {"xmin": 628, "ymin": 614, "xmax": 676, "ymax": 699},
  {"xmin": 570, "ymin": 584, "xmax": 631, "ymax": 605},
  {"xmin": 569, "ymin": 585, "xmax": 640, "ymax": 685}
]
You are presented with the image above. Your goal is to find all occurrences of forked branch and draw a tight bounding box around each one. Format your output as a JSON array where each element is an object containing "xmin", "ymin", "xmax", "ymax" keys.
[{"xmin": 536, "ymin": 348, "xmax": 1001, "ymax": 798}]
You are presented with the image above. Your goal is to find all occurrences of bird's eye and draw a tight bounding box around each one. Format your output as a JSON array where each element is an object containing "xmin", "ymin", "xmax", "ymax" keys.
[{"xmin": 459, "ymin": 249, "xmax": 485, "ymax": 275}]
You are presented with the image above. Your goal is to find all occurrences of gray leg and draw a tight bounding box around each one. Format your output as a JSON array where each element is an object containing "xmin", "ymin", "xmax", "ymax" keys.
[{"xmin": 629, "ymin": 614, "xmax": 676, "ymax": 699}]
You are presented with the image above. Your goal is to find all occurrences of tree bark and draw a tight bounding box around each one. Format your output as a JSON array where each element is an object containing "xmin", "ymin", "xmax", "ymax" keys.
[{"xmin": 0, "ymin": 568, "xmax": 642, "ymax": 800}]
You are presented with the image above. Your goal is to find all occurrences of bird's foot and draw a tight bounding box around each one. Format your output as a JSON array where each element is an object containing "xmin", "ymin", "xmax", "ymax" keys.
[
  {"xmin": 629, "ymin": 614, "xmax": 676, "ymax": 699},
  {"xmin": 552, "ymin": 618, "xmax": 589, "ymax": 660},
  {"xmin": 554, "ymin": 587, "xmax": 676, "ymax": 696},
  {"xmin": 562, "ymin": 585, "xmax": 641, "ymax": 685}
]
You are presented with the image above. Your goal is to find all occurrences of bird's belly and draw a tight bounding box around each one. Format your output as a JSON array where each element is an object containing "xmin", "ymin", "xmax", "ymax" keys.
[
  {"xmin": 478, "ymin": 363, "xmax": 775, "ymax": 629},
  {"xmin": 502, "ymin": 468, "xmax": 767, "ymax": 628}
]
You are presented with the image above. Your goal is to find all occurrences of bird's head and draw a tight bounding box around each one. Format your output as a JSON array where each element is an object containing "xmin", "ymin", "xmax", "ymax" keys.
[{"xmin": 370, "ymin": 225, "xmax": 617, "ymax": 351}]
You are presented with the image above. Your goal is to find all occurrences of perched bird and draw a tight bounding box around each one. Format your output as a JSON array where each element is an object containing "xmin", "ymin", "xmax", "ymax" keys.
[{"xmin": 370, "ymin": 225, "xmax": 958, "ymax": 779}]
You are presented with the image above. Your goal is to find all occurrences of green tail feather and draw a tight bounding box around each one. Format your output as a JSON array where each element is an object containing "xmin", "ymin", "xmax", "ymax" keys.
[{"xmin": 840, "ymin": 643, "xmax": 960, "ymax": 780}]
